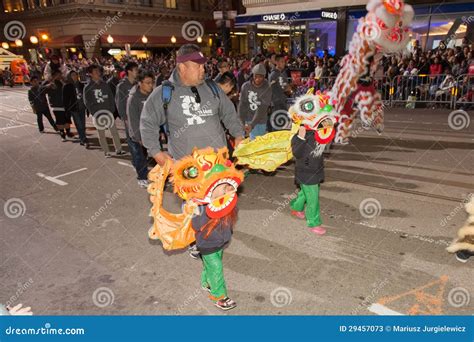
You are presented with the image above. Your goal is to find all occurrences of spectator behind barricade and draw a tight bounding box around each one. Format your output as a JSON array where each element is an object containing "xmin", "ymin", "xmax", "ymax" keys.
[
  {"xmin": 418, "ymin": 56, "xmax": 430, "ymax": 75},
  {"xmin": 434, "ymin": 69, "xmax": 455, "ymax": 103},
  {"xmin": 314, "ymin": 60, "xmax": 323, "ymax": 80},
  {"xmin": 430, "ymin": 57, "xmax": 443, "ymax": 76}
]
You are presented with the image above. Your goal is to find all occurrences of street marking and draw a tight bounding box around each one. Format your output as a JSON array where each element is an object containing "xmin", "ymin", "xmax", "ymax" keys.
[
  {"xmin": 0, "ymin": 124, "xmax": 30, "ymax": 130},
  {"xmin": 36, "ymin": 168, "xmax": 88, "ymax": 186},
  {"xmin": 118, "ymin": 161, "xmax": 134, "ymax": 168},
  {"xmin": 369, "ymin": 275, "xmax": 448, "ymax": 315},
  {"xmin": 368, "ymin": 303, "xmax": 404, "ymax": 315}
]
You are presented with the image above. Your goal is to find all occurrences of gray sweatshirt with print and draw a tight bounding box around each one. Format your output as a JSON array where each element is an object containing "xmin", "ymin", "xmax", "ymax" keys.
[
  {"xmin": 126, "ymin": 85, "xmax": 149, "ymax": 143},
  {"xmin": 83, "ymin": 80, "xmax": 115, "ymax": 116},
  {"xmin": 238, "ymin": 79, "xmax": 272, "ymax": 128},
  {"xmin": 140, "ymin": 69, "xmax": 244, "ymax": 160}
]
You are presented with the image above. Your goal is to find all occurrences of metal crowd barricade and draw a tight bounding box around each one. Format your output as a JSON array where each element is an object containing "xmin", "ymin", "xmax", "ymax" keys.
[
  {"xmin": 453, "ymin": 74, "xmax": 474, "ymax": 109},
  {"xmin": 390, "ymin": 74, "xmax": 454, "ymax": 109}
]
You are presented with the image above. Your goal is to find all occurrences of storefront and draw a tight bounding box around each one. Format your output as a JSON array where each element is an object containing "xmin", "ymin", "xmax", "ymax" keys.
[
  {"xmin": 236, "ymin": 1, "xmax": 474, "ymax": 57},
  {"xmin": 346, "ymin": 2, "xmax": 474, "ymax": 52},
  {"xmin": 235, "ymin": 9, "xmax": 343, "ymax": 56}
]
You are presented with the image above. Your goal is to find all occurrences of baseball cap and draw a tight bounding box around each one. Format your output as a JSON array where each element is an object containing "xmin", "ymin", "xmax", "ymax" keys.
[{"xmin": 176, "ymin": 50, "xmax": 207, "ymax": 64}]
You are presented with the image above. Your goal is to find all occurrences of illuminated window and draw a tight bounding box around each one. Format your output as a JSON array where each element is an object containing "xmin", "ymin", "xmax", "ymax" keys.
[{"xmin": 165, "ymin": 0, "xmax": 177, "ymax": 9}]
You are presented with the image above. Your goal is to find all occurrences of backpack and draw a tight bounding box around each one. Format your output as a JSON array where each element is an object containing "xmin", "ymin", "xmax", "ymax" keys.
[{"xmin": 161, "ymin": 79, "xmax": 220, "ymax": 117}]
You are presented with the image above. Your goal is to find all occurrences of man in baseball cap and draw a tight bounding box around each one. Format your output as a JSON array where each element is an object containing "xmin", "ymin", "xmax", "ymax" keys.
[{"xmin": 141, "ymin": 43, "xmax": 244, "ymax": 163}]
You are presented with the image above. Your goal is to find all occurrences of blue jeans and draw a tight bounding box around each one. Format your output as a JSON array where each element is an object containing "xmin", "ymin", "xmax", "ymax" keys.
[
  {"xmin": 129, "ymin": 139, "xmax": 149, "ymax": 180},
  {"xmin": 70, "ymin": 110, "xmax": 87, "ymax": 143},
  {"xmin": 247, "ymin": 123, "xmax": 267, "ymax": 140}
]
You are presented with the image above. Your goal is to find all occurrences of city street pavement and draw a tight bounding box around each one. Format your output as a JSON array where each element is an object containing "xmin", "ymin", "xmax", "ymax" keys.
[{"xmin": 1, "ymin": 87, "xmax": 473, "ymax": 316}]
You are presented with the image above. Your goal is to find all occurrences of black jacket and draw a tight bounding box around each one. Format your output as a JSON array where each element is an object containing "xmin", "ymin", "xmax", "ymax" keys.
[
  {"xmin": 45, "ymin": 80, "xmax": 64, "ymax": 109},
  {"xmin": 191, "ymin": 208, "xmax": 233, "ymax": 255},
  {"xmin": 291, "ymin": 131, "xmax": 325, "ymax": 185},
  {"xmin": 28, "ymin": 85, "xmax": 49, "ymax": 113},
  {"xmin": 63, "ymin": 82, "xmax": 85, "ymax": 113}
]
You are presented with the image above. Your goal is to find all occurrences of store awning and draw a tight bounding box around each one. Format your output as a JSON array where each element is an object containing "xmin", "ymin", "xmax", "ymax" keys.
[{"xmin": 99, "ymin": 35, "xmax": 189, "ymax": 46}]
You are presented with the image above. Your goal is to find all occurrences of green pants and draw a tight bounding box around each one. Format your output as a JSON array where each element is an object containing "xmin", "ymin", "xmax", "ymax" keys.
[
  {"xmin": 290, "ymin": 184, "xmax": 322, "ymax": 227},
  {"xmin": 201, "ymin": 249, "xmax": 227, "ymax": 301}
]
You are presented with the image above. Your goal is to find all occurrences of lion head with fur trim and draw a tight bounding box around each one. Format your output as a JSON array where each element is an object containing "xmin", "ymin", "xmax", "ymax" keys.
[{"xmin": 171, "ymin": 147, "xmax": 244, "ymax": 219}]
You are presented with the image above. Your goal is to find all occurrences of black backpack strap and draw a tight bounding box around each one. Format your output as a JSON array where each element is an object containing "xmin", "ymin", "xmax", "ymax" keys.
[{"xmin": 205, "ymin": 79, "xmax": 220, "ymax": 100}]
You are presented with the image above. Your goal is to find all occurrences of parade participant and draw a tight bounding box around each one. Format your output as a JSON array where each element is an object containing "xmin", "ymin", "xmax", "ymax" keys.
[
  {"xmin": 126, "ymin": 70, "xmax": 154, "ymax": 188},
  {"xmin": 28, "ymin": 76, "xmax": 57, "ymax": 133},
  {"xmin": 44, "ymin": 70, "xmax": 71, "ymax": 141},
  {"xmin": 147, "ymin": 147, "xmax": 243, "ymax": 310},
  {"xmin": 269, "ymin": 54, "xmax": 291, "ymax": 119},
  {"xmin": 84, "ymin": 64, "xmax": 124, "ymax": 157},
  {"xmin": 238, "ymin": 64, "xmax": 272, "ymax": 140},
  {"xmin": 63, "ymin": 70, "xmax": 88, "ymax": 146},
  {"xmin": 141, "ymin": 44, "xmax": 244, "ymax": 259},
  {"xmin": 140, "ymin": 43, "xmax": 244, "ymax": 165}
]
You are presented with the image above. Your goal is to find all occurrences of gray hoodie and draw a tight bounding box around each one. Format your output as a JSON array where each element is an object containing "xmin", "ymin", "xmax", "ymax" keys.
[
  {"xmin": 83, "ymin": 79, "xmax": 115, "ymax": 115},
  {"xmin": 140, "ymin": 69, "xmax": 243, "ymax": 160},
  {"xmin": 115, "ymin": 77, "xmax": 135, "ymax": 120},
  {"xmin": 238, "ymin": 78, "xmax": 272, "ymax": 128},
  {"xmin": 126, "ymin": 85, "xmax": 149, "ymax": 143}
]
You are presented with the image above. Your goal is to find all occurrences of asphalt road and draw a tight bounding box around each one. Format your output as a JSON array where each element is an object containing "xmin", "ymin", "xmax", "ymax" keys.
[{"xmin": 1, "ymin": 87, "xmax": 473, "ymax": 315}]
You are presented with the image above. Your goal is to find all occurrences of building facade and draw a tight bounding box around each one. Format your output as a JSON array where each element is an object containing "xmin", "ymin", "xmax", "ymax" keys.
[
  {"xmin": 236, "ymin": 0, "xmax": 474, "ymax": 57},
  {"xmin": 0, "ymin": 0, "xmax": 229, "ymax": 60}
]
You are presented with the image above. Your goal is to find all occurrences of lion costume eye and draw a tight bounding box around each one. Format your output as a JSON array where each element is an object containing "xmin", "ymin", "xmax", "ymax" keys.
[
  {"xmin": 183, "ymin": 166, "xmax": 199, "ymax": 179},
  {"xmin": 301, "ymin": 100, "xmax": 315, "ymax": 113}
]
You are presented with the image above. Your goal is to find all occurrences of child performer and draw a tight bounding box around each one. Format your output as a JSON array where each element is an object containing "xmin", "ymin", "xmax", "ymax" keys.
[
  {"xmin": 290, "ymin": 122, "xmax": 331, "ymax": 235},
  {"xmin": 192, "ymin": 183, "xmax": 238, "ymax": 311}
]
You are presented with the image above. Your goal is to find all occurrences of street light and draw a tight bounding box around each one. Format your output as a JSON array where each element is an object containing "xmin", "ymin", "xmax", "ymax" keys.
[
  {"xmin": 41, "ymin": 34, "xmax": 49, "ymax": 41},
  {"xmin": 142, "ymin": 35, "xmax": 148, "ymax": 58},
  {"xmin": 2, "ymin": 42, "xmax": 9, "ymax": 49},
  {"xmin": 170, "ymin": 35, "xmax": 177, "ymax": 44},
  {"xmin": 15, "ymin": 39, "xmax": 23, "ymax": 47},
  {"xmin": 30, "ymin": 36, "xmax": 39, "ymax": 44},
  {"xmin": 197, "ymin": 36, "xmax": 202, "ymax": 43},
  {"xmin": 107, "ymin": 35, "xmax": 114, "ymax": 44}
]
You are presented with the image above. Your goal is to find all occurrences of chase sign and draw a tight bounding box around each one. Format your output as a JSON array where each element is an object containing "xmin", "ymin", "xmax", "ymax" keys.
[{"xmin": 262, "ymin": 13, "xmax": 286, "ymax": 21}]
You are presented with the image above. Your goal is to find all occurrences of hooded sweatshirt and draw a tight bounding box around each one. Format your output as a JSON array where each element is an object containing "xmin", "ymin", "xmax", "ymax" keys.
[
  {"xmin": 83, "ymin": 79, "xmax": 115, "ymax": 116},
  {"xmin": 238, "ymin": 71, "xmax": 272, "ymax": 128},
  {"xmin": 140, "ymin": 69, "xmax": 244, "ymax": 159},
  {"xmin": 115, "ymin": 77, "xmax": 135, "ymax": 120},
  {"xmin": 126, "ymin": 85, "xmax": 149, "ymax": 143}
]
